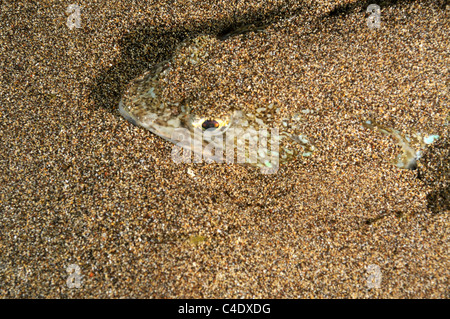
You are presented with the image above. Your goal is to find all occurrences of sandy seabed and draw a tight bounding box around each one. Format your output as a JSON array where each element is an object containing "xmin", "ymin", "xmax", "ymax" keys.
[{"xmin": 0, "ymin": 0, "xmax": 448, "ymax": 298}]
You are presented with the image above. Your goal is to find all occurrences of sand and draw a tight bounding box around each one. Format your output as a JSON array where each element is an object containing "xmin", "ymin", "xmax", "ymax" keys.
[{"xmin": 0, "ymin": 0, "xmax": 448, "ymax": 298}]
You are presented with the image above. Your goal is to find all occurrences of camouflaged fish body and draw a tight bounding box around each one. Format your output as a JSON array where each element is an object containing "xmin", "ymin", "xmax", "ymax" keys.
[
  {"xmin": 119, "ymin": 35, "xmax": 315, "ymax": 170},
  {"xmin": 362, "ymin": 119, "xmax": 440, "ymax": 170},
  {"xmin": 119, "ymin": 34, "xmax": 440, "ymax": 171}
]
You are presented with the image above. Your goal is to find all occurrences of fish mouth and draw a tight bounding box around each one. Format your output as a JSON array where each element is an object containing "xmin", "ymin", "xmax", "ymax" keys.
[
  {"xmin": 118, "ymin": 99, "xmax": 178, "ymax": 144},
  {"xmin": 118, "ymin": 99, "xmax": 139, "ymax": 127}
]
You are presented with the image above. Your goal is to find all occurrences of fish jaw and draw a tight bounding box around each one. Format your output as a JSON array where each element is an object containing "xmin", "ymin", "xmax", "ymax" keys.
[{"xmin": 118, "ymin": 98, "xmax": 182, "ymax": 143}]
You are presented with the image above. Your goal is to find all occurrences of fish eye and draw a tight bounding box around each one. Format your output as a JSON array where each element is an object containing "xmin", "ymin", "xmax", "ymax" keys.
[
  {"xmin": 201, "ymin": 119, "xmax": 219, "ymax": 130},
  {"xmin": 189, "ymin": 115, "xmax": 232, "ymax": 133}
]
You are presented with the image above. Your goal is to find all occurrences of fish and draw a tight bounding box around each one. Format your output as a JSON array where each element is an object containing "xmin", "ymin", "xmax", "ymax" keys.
[
  {"xmin": 119, "ymin": 34, "xmax": 315, "ymax": 173},
  {"xmin": 119, "ymin": 9, "xmax": 445, "ymax": 173}
]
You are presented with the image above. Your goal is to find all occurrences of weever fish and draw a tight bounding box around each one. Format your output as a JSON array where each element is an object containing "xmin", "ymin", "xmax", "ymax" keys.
[
  {"xmin": 119, "ymin": 33, "xmax": 316, "ymax": 172},
  {"xmin": 119, "ymin": 15, "xmax": 444, "ymax": 172}
]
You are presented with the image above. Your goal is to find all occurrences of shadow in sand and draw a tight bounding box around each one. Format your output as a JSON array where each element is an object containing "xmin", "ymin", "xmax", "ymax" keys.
[
  {"xmin": 426, "ymin": 187, "xmax": 450, "ymax": 214},
  {"xmin": 411, "ymin": 115, "xmax": 448, "ymax": 214},
  {"xmin": 88, "ymin": 25, "xmax": 193, "ymax": 114},
  {"xmin": 420, "ymin": 133, "xmax": 449, "ymax": 214}
]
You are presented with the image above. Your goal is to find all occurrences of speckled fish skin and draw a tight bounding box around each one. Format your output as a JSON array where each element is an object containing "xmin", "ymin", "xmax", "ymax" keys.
[
  {"xmin": 119, "ymin": 33, "xmax": 316, "ymax": 170},
  {"xmin": 120, "ymin": 5, "xmax": 447, "ymax": 171}
]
